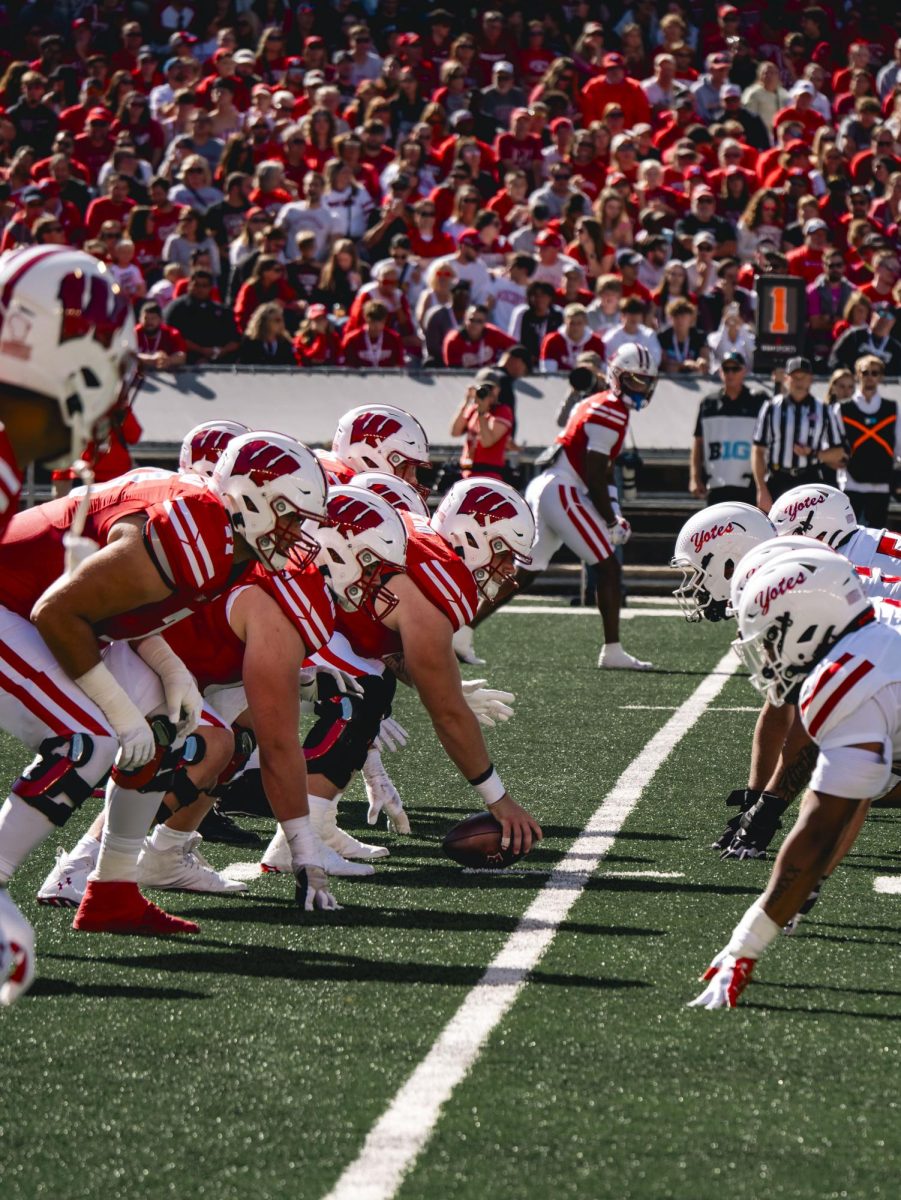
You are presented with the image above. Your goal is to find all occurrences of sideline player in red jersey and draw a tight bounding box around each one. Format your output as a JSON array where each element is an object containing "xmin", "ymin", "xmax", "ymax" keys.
[
  {"xmin": 0, "ymin": 245, "xmax": 137, "ymax": 540},
  {"xmin": 41, "ymin": 490, "xmax": 408, "ymax": 912},
  {"xmin": 469, "ymin": 342, "xmax": 659, "ymax": 670},
  {"xmin": 300, "ymin": 477, "xmax": 542, "ymax": 857},
  {"xmin": 0, "ymin": 431, "xmax": 326, "ymax": 1002}
]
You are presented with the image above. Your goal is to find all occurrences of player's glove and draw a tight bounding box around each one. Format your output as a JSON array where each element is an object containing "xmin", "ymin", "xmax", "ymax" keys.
[
  {"xmin": 687, "ymin": 951, "xmax": 756, "ymax": 1009},
  {"xmin": 461, "ymin": 679, "xmax": 515, "ymax": 728},
  {"xmin": 75, "ymin": 662, "xmax": 157, "ymax": 770},
  {"xmin": 373, "ymin": 717, "xmax": 409, "ymax": 754},
  {"xmin": 720, "ymin": 792, "xmax": 788, "ymax": 860},
  {"xmin": 606, "ymin": 516, "xmax": 631, "ymax": 546},
  {"xmin": 136, "ymin": 637, "xmax": 203, "ymax": 740},
  {"xmin": 711, "ymin": 788, "xmax": 759, "ymax": 851},
  {"xmin": 453, "ymin": 625, "xmax": 486, "ymax": 666},
  {"xmin": 294, "ymin": 864, "xmax": 341, "ymax": 912},
  {"xmin": 0, "ymin": 887, "xmax": 35, "ymax": 1007},
  {"xmin": 299, "ymin": 664, "xmax": 364, "ymax": 704},
  {"xmin": 363, "ymin": 748, "xmax": 411, "ymax": 833}
]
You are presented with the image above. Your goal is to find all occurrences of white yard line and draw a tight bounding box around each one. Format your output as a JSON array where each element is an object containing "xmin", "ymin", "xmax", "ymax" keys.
[
  {"xmin": 496, "ymin": 606, "xmax": 681, "ymax": 618},
  {"xmin": 873, "ymin": 877, "xmax": 901, "ymax": 895},
  {"xmin": 461, "ymin": 868, "xmax": 685, "ymax": 879},
  {"xmin": 322, "ymin": 647, "xmax": 739, "ymax": 1200},
  {"xmin": 623, "ymin": 704, "xmax": 757, "ymax": 713}
]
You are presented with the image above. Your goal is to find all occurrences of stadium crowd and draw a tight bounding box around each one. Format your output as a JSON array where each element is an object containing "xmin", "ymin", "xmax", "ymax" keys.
[{"xmin": 0, "ymin": 1, "xmax": 898, "ymax": 380}]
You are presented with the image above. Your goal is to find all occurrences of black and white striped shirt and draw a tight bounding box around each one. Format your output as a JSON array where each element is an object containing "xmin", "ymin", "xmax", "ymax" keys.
[{"xmin": 753, "ymin": 393, "xmax": 845, "ymax": 472}]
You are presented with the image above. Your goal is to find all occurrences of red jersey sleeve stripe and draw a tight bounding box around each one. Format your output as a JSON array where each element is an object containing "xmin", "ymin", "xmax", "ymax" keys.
[
  {"xmin": 807, "ymin": 660, "xmax": 874, "ymax": 739},
  {"xmin": 162, "ymin": 499, "xmax": 205, "ymax": 588},
  {"xmin": 800, "ymin": 652, "xmax": 853, "ymax": 713}
]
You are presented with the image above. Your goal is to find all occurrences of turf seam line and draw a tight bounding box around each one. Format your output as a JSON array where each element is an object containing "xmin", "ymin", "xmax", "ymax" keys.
[{"xmin": 321, "ymin": 646, "xmax": 740, "ymax": 1200}]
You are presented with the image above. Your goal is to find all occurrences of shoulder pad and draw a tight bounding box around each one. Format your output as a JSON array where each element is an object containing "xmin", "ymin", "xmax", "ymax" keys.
[
  {"xmin": 261, "ymin": 566, "xmax": 335, "ymax": 655},
  {"xmin": 799, "ymin": 627, "xmax": 892, "ymax": 741},
  {"xmin": 144, "ymin": 490, "xmax": 233, "ymax": 592}
]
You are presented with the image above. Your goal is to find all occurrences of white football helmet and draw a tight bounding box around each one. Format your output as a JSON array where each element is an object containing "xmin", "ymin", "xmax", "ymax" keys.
[
  {"xmin": 734, "ymin": 548, "xmax": 871, "ymax": 705},
  {"xmin": 332, "ymin": 405, "xmax": 431, "ymax": 495},
  {"xmin": 769, "ymin": 484, "xmax": 857, "ymax": 547},
  {"xmin": 315, "ymin": 485, "xmax": 408, "ymax": 618},
  {"xmin": 431, "ymin": 478, "xmax": 535, "ymax": 601},
  {"xmin": 0, "ymin": 246, "xmax": 137, "ymax": 466},
  {"xmin": 671, "ymin": 503, "xmax": 775, "ymax": 622},
  {"xmin": 179, "ymin": 420, "xmax": 249, "ymax": 476},
  {"xmin": 351, "ymin": 470, "xmax": 430, "ymax": 517},
  {"xmin": 729, "ymin": 533, "xmax": 829, "ymax": 616},
  {"xmin": 211, "ymin": 430, "xmax": 327, "ymax": 572},
  {"xmin": 607, "ymin": 341, "xmax": 658, "ymax": 410}
]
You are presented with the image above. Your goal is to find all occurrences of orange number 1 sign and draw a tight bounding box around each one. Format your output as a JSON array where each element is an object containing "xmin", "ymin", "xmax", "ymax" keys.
[{"xmin": 769, "ymin": 284, "xmax": 789, "ymax": 335}]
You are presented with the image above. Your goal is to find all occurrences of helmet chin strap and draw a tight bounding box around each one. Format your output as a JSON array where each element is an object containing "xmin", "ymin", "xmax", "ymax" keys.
[{"xmin": 59, "ymin": 410, "xmax": 96, "ymax": 577}]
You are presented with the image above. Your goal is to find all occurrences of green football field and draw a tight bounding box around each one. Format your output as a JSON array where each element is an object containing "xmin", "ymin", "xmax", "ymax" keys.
[{"xmin": 2, "ymin": 603, "xmax": 900, "ymax": 1200}]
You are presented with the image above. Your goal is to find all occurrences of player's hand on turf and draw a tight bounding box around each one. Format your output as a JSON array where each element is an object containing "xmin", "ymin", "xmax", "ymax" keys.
[
  {"xmin": 461, "ymin": 679, "xmax": 515, "ymax": 728},
  {"xmin": 294, "ymin": 864, "xmax": 341, "ymax": 912},
  {"xmin": 491, "ymin": 794, "xmax": 542, "ymax": 856},
  {"xmin": 687, "ymin": 952, "xmax": 755, "ymax": 1009},
  {"xmin": 607, "ymin": 516, "xmax": 631, "ymax": 546},
  {"xmin": 0, "ymin": 888, "xmax": 35, "ymax": 1007},
  {"xmin": 373, "ymin": 716, "xmax": 409, "ymax": 753},
  {"xmin": 720, "ymin": 795, "xmax": 784, "ymax": 860}
]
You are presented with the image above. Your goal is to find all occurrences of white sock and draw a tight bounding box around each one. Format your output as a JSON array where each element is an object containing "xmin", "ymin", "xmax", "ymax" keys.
[
  {"xmin": 149, "ymin": 823, "xmax": 193, "ymax": 851},
  {"xmin": 0, "ymin": 796, "xmax": 55, "ymax": 884},
  {"xmin": 65, "ymin": 829, "xmax": 102, "ymax": 865},
  {"xmin": 93, "ymin": 831, "xmax": 144, "ymax": 882},
  {"xmin": 603, "ymin": 642, "xmax": 623, "ymax": 653}
]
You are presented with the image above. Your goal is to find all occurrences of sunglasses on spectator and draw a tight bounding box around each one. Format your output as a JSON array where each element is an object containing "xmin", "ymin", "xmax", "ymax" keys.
[
  {"xmin": 417, "ymin": 208, "xmax": 436, "ymax": 216},
  {"xmin": 722, "ymin": 364, "xmax": 743, "ymax": 373},
  {"xmin": 43, "ymin": 224, "xmax": 63, "ymax": 232},
  {"xmin": 861, "ymin": 368, "xmax": 884, "ymax": 376},
  {"xmin": 353, "ymin": 35, "xmax": 371, "ymax": 44},
  {"xmin": 101, "ymin": 231, "xmax": 120, "ymax": 239}
]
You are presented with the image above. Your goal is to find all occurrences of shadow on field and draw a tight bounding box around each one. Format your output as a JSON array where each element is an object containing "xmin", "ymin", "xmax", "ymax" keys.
[
  {"xmin": 745, "ymin": 1000, "xmax": 901, "ymax": 1022},
  {"xmin": 585, "ymin": 878, "xmax": 758, "ymax": 897},
  {"xmin": 757, "ymin": 978, "xmax": 901, "ymax": 1000},
  {"xmin": 813, "ymin": 921, "xmax": 901, "ymax": 936},
  {"xmin": 29, "ymin": 976, "xmax": 208, "ymax": 1001},
  {"xmin": 43, "ymin": 945, "xmax": 648, "ymax": 991}
]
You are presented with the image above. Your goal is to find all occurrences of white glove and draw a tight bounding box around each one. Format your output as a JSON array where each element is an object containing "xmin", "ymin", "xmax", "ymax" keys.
[
  {"xmin": 137, "ymin": 636, "xmax": 203, "ymax": 740},
  {"xmin": 373, "ymin": 716, "xmax": 409, "ymax": 753},
  {"xmin": 687, "ymin": 952, "xmax": 756, "ymax": 1009},
  {"xmin": 63, "ymin": 533, "xmax": 100, "ymax": 575},
  {"xmin": 363, "ymin": 749, "xmax": 411, "ymax": 833},
  {"xmin": 0, "ymin": 888, "xmax": 35, "ymax": 1007},
  {"xmin": 299, "ymin": 664, "xmax": 364, "ymax": 702},
  {"xmin": 75, "ymin": 662, "xmax": 156, "ymax": 770},
  {"xmin": 607, "ymin": 516, "xmax": 631, "ymax": 546},
  {"xmin": 294, "ymin": 864, "xmax": 341, "ymax": 911},
  {"xmin": 453, "ymin": 624, "xmax": 486, "ymax": 665},
  {"xmin": 461, "ymin": 678, "xmax": 515, "ymax": 728}
]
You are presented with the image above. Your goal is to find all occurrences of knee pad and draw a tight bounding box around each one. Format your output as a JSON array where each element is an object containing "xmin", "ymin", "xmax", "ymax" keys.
[
  {"xmin": 12, "ymin": 733, "xmax": 116, "ymax": 828},
  {"xmin": 303, "ymin": 673, "xmax": 396, "ymax": 789},
  {"xmin": 215, "ymin": 767, "xmax": 272, "ymax": 818},
  {"xmin": 208, "ymin": 726, "xmax": 258, "ymax": 797}
]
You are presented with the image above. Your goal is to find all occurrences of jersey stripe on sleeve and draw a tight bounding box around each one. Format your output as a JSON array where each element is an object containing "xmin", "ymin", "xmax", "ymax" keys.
[{"xmin": 805, "ymin": 658, "xmax": 875, "ymax": 739}]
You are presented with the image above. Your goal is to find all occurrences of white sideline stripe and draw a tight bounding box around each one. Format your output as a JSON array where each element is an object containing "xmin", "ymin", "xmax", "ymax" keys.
[
  {"xmin": 623, "ymin": 704, "xmax": 757, "ymax": 713},
  {"xmin": 495, "ymin": 606, "xmax": 681, "ymax": 617},
  {"xmin": 873, "ymin": 876, "xmax": 901, "ymax": 895},
  {"xmin": 462, "ymin": 868, "xmax": 684, "ymax": 879},
  {"xmin": 321, "ymin": 647, "xmax": 739, "ymax": 1200}
]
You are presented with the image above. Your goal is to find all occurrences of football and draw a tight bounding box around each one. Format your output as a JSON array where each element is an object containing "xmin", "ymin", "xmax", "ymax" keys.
[{"xmin": 441, "ymin": 811, "xmax": 523, "ymax": 869}]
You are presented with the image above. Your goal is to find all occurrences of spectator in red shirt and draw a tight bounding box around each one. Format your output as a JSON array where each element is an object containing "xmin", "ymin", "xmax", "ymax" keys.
[
  {"xmin": 539, "ymin": 304, "xmax": 606, "ymax": 372},
  {"xmin": 444, "ymin": 304, "xmax": 516, "ymax": 368},
  {"xmin": 496, "ymin": 109, "xmax": 543, "ymax": 188},
  {"xmin": 580, "ymin": 52, "xmax": 652, "ymax": 128},
  {"xmin": 450, "ymin": 369, "xmax": 514, "ymax": 479},
  {"xmin": 59, "ymin": 77, "xmax": 107, "ymax": 136},
  {"xmin": 85, "ymin": 173, "xmax": 137, "ymax": 237},
  {"xmin": 613, "ymin": 248, "xmax": 654, "ymax": 304},
  {"xmin": 72, "ymin": 107, "xmax": 117, "ymax": 183},
  {"xmin": 787, "ymin": 218, "xmax": 831, "ymax": 284},
  {"xmin": 233, "ymin": 255, "xmax": 300, "ymax": 333},
  {"xmin": 135, "ymin": 300, "xmax": 187, "ymax": 371},
  {"xmin": 774, "ymin": 83, "xmax": 826, "ymax": 143},
  {"xmin": 149, "ymin": 177, "xmax": 187, "ymax": 244},
  {"xmin": 341, "ymin": 300, "xmax": 407, "ymax": 368},
  {"xmin": 860, "ymin": 251, "xmax": 900, "ymax": 304},
  {"xmin": 111, "ymin": 91, "xmax": 165, "ymax": 170},
  {"xmin": 131, "ymin": 46, "xmax": 165, "ymax": 98},
  {"xmin": 407, "ymin": 196, "xmax": 457, "ymax": 259},
  {"xmin": 294, "ymin": 304, "xmax": 342, "ymax": 367},
  {"xmin": 0, "ymin": 188, "xmax": 47, "ymax": 251}
]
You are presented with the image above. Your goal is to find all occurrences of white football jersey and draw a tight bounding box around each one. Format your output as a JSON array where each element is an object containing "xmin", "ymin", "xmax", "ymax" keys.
[{"xmin": 842, "ymin": 526, "xmax": 901, "ymax": 575}]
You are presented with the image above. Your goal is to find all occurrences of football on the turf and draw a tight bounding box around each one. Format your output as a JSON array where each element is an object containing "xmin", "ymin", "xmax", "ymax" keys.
[{"xmin": 442, "ymin": 811, "xmax": 523, "ymax": 868}]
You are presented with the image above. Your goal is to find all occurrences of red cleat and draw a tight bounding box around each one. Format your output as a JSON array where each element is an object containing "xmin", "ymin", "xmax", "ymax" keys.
[{"xmin": 72, "ymin": 880, "xmax": 199, "ymax": 936}]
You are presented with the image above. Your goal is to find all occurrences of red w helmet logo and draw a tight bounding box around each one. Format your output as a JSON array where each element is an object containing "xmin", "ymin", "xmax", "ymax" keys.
[
  {"xmin": 58, "ymin": 271, "xmax": 128, "ymax": 349},
  {"xmin": 231, "ymin": 439, "xmax": 306, "ymax": 485},
  {"xmin": 457, "ymin": 485, "xmax": 519, "ymax": 527},
  {"xmin": 350, "ymin": 412, "xmax": 402, "ymax": 447},
  {"xmin": 327, "ymin": 493, "xmax": 384, "ymax": 534},
  {"xmin": 194, "ymin": 427, "xmax": 236, "ymax": 462}
]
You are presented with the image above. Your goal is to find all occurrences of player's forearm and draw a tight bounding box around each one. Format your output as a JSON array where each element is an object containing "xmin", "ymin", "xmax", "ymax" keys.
[
  {"xmin": 31, "ymin": 605, "xmax": 101, "ymax": 679},
  {"xmin": 751, "ymin": 445, "xmax": 767, "ymax": 488},
  {"xmin": 427, "ymin": 698, "xmax": 492, "ymax": 780}
]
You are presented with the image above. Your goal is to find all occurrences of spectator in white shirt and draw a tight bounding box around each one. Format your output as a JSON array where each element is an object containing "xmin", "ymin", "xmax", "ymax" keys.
[
  {"xmin": 587, "ymin": 274, "xmax": 624, "ymax": 334},
  {"xmin": 707, "ymin": 304, "xmax": 756, "ymax": 373},
  {"xmin": 322, "ymin": 160, "xmax": 374, "ymax": 241},
  {"xmin": 602, "ymin": 296, "xmax": 662, "ymax": 366},
  {"xmin": 489, "ymin": 253, "xmax": 537, "ymax": 334},
  {"xmin": 531, "ymin": 230, "xmax": 579, "ymax": 289},
  {"xmin": 347, "ymin": 26, "xmax": 383, "ymax": 86},
  {"xmin": 276, "ymin": 170, "xmax": 334, "ymax": 261},
  {"xmin": 641, "ymin": 55, "xmax": 680, "ymax": 115},
  {"xmin": 431, "ymin": 229, "xmax": 494, "ymax": 304},
  {"xmin": 685, "ymin": 232, "xmax": 720, "ymax": 296}
]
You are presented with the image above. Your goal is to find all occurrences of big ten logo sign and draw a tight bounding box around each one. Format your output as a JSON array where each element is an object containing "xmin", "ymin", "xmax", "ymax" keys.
[{"xmin": 754, "ymin": 275, "xmax": 807, "ymax": 371}]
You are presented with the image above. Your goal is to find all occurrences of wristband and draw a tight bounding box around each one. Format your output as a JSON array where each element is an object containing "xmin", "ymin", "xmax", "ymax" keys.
[
  {"xmin": 281, "ymin": 814, "xmax": 323, "ymax": 869},
  {"xmin": 725, "ymin": 900, "xmax": 781, "ymax": 961},
  {"xmin": 468, "ymin": 764, "xmax": 506, "ymax": 805}
]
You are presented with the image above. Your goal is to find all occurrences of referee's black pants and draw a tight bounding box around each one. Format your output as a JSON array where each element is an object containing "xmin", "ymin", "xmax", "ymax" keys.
[
  {"xmin": 706, "ymin": 485, "xmax": 756, "ymax": 507},
  {"xmin": 844, "ymin": 489, "xmax": 890, "ymax": 528},
  {"xmin": 766, "ymin": 468, "xmax": 824, "ymax": 501}
]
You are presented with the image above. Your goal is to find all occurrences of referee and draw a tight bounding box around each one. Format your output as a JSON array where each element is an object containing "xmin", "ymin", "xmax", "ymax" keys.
[{"xmin": 751, "ymin": 356, "xmax": 847, "ymax": 511}]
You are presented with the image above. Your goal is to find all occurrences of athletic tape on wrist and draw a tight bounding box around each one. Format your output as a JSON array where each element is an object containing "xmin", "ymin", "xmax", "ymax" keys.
[{"xmin": 468, "ymin": 764, "xmax": 505, "ymax": 805}]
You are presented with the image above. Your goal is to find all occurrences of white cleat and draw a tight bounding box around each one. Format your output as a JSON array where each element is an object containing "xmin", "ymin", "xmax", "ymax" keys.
[
  {"xmin": 597, "ymin": 645, "xmax": 654, "ymax": 671},
  {"xmin": 310, "ymin": 795, "xmax": 390, "ymax": 860},
  {"xmin": 138, "ymin": 833, "xmax": 247, "ymax": 894},
  {"xmin": 260, "ymin": 828, "xmax": 374, "ymax": 878},
  {"xmin": 37, "ymin": 844, "xmax": 97, "ymax": 907},
  {"xmin": 453, "ymin": 624, "xmax": 486, "ymax": 665},
  {"xmin": 0, "ymin": 887, "xmax": 35, "ymax": 1007}
]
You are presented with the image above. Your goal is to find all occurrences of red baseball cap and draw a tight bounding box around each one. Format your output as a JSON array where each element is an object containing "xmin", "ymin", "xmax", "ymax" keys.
[
  {"xmin": 304, "ymin": 36, "xmax": 325, "ymax": 48},
  {"xmin": 535, "ymin": 230, "xmax": 564, "ymax": 248},
  {"xmin": 307, "ymin": 303, "xmax": 328, "ymax": 319},
  {"xmin": 458, "ymin": 228, "xmax": 482, "ymax": 248},
  {"xmin": 603, "ymin": 52, "xmax": 625, "ymax": 68},
  {"xmin": 36, "ymin": 179, "xmax": 60, "ymax": 197},
  {"xmin": 87, "ymin": 107, "xmax": 112, "ymax": 123}
]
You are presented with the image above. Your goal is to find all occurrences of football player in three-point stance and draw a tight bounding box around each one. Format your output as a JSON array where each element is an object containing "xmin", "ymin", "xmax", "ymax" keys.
[
  {"xmin": 691, "ymin": 549, "xmax": 901, "ymax": 1008},
  {"xmin": 468, "ymin": 342, "xmax": 659, "ymax": 671}
]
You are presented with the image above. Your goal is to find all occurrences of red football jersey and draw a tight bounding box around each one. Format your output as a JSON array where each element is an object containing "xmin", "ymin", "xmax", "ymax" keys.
[
  {"xmin": 0, "ymin": 423, "xmax": 23, "ymax": 542},
  {"xmin": 162, "ymin": 563, "xmax": 335, "ymax": 691},
  {"xmin": 0, "ymin": 474, "xmax": 247, "ymax": 639},
  {"xmin": 335, "ymin": 512, "xmax": 478, "ymax": 659},
  {"xmin": 314, "ymin": 449, "xmax": 355, "ymax": 487},
  {"xmin": 556, "ymin": 392, "xmax": 630, "ymax": 486}
]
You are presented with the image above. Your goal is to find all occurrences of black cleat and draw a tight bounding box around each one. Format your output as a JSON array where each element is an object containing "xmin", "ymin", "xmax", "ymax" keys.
[{"xmin": 197, "ymin": 804, "xmax": 263, "ymax": 846}]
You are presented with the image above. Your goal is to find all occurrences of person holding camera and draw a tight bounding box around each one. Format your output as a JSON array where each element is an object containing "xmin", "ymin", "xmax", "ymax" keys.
[{"xmin": 450, "ymin": 367, "xmax": 514, "ymax": 480}]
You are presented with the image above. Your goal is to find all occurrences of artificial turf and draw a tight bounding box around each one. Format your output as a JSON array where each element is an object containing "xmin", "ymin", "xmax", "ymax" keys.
[{"xmin": 1, "ymin": 608, "xmax": 899, "ymax": 1200}]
